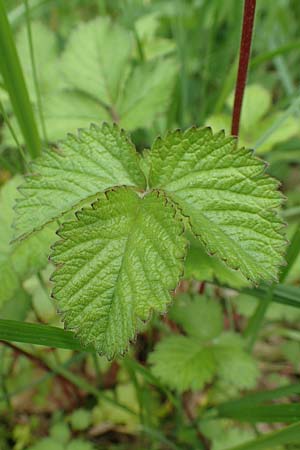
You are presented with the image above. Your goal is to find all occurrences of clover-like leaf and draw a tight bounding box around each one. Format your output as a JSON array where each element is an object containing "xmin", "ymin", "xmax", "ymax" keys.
[
  {"xmin": 3, "ymin": 18, "xmax": 177, "ymax": 147},
  {"xmin": 14, "ymin": 123, "xmax": 145, "ymax": 240},
  {"xmin": 60, "ymin": 17, "xmax": 177, "ymax": 131},
  {"xmin": 149, "ymin": 127, "xmax": 286, "ymax": 283},
  {"xmin": 149, "ymin": 331, "xmax": 258, "ymax": 392},
  {"xmin": 149, "ymin": 335, "xmax": 216, "ymax": 392},
  {"xmin": 50, "ymin": 187, "xmax": 186, "ymax": 357}
]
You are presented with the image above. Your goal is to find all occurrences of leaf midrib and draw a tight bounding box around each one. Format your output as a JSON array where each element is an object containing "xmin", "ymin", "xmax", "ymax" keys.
[{"xmin": 102, "ymin": 191, "xmax": 142, "ymax": 343}]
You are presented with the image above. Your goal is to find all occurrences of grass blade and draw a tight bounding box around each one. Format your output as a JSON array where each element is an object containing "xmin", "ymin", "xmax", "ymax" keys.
[
  {"xmin": 216, "ymin": 403, "xmax": 300, "ymax": 423},
  {"xmin": 244, "ymin": 284, "xmax": 300, "ymax": 309},
  {"xmin": 251, "ymin": 40, "xmax": 300, "ymax": 68},
  {"xmin": 279, "ymin": 224, "xmax": 300, "ymax": 283},
  {"xmin": 8, "ymin": 0, "xmax": 50, "ymax": 26},
  {"xmin": 0, "ymin": 0, "xmax": 41, "ymax": 158},
  {"xmin": 24, "ymin": 0, "xmax": 47, "ymax": 142},
  {"xmin": 0, "ymin": 319, "xmax": 91, "ymax": 351},
  {"xmin": 243, "ymin": 287, "xmax": 273, "ymax": 350},
  {"xmin": 225, "ymin": 422, "xmax": 300, "ymax": 450}
]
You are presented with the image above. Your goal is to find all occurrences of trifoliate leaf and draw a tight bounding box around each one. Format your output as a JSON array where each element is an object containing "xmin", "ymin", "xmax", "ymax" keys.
[
  {"xmin": 149, "ymin": 335, "xmax": 216, "ymax": 392},
  {"xmin": 0, "ymin": 177, "xmax": 55, "ymax": 306},
  {"xmin": 149, "ymin": 127, "xmax": 286, "ymax": 283},
  {"xmin": 170, "ymin": 295, "xmax": 223, "ymax": 341},
  {"xmin": 14, "ymin": 123, "xmax": 145, "ymax": 240},
  {"xmin": 50, "ymin": 187, "xmax": 186, "ymax": 357},
  {"xmin": 60, "ymin": 17, "xmax": 176, "ymax": 131},
  {"xmin": 150, "ymin": 331, "xmax": 259, "ymax": 392},
  {"xmin": 3, "ymin": 19, "xmax": 177, "ymax": 146}
]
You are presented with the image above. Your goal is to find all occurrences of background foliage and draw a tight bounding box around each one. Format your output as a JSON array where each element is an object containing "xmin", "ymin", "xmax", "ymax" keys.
[{"xmin": 0, "ymin": 0, "xmax": 300, "ymax": 449}]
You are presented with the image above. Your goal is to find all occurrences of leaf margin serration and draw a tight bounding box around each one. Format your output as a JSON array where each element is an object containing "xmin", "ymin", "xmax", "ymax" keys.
[
  {"xmin": 148, "ymin": 126, "xmax": 287, "ymax": 284},
  {"xmin": 49, "ymin": 185, "xmax": 187, "ymax": 358},
  {"xmin": 12, "ymin": 122, "xmax": 146, "ymax": 243}
]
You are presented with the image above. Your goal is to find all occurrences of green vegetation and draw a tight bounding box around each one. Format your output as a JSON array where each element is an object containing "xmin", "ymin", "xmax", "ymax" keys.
[{"xmin": 0, "ymin": 1, "xmax": 300, "ymax": 449}]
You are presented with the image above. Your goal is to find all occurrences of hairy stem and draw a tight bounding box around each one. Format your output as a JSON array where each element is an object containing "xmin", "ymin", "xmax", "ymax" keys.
[{"xmin": 231, "ymin": 0, "xmax": 256, "ymax": 136}]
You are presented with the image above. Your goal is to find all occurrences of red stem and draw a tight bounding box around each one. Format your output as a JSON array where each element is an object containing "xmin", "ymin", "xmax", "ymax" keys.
[{"xmin": 231, "ymin": 0, "xmax": 257, "ymax": 137}]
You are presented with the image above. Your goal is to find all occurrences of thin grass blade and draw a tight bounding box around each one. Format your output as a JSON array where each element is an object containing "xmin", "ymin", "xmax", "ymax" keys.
[{"xmin": 0, "ymin": 0, "xmax": 41, "ymax": 158}]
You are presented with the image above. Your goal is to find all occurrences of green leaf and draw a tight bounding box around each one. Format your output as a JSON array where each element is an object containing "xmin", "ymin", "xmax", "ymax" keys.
[
  {"xmin": 149, "ymin": 127, "xmax": 286, "ymax": 283},
  {"xmin": 0, "ymin": 177, "xmax": 55, "ymax": 306},
  {"xmin": 150, "ymin": 330, "xmax": 258, "ymax": 393},
  {"xmin": 208, "ymin": 84, "xmax": 298, "ymax": 155},
  {"xmin": 60, "ymin": 17, "xmax": 132, "ymax": 108},
  {"xmin": 60, "ymin": 17, "xmax": 176, "ymax": 131},
  {"xmin": 50, "ymin": 187, "xmax": 186, "ymax": 358},
  {"xmin": 3, "ymin": 18, "xmax": 177, "ymax": 145},
  {"xmin": 170, "ymin": 295, "xmax": 223, "ymax": 341},
  {"xmin": 50, "ymin": 423, "xmax": 71, "ymax": 445},
  {"xmin": 149, "ymin": 335, "xmax": 216, "ymax": 392},
  {"xmin": 184, "ymin": 233, "xmax": 248, "ymax": 288},
  {"xmin": 135, "ymin": 12, "xmax": 176, "ymax": 60},
  {"xmin": 116, "ymin": 58, "xmax": 177, "ymax": 130},
  {"xmin": 227, "ymin": 84, "xmax": 271, "ymax": 132},
  {"xmin": 67, "ymin": 441, "xmax": 95, "ymax": 450},
  {"xmin": 14, "ymin": 123, "xmax": 145, "ymax": 240},
  {"xmin": 214, "ymin": 333, "xmax": 259, "ymax": 389},
  {"xmin": 29, "ymin": 437, "xmax": 64, "ymax": 450},
  {"xmin": 211, "ymin": 428, "xmax": 256, "ymax": 450},
  {"xmin": 15, "ymin": 21, "xmax": 63, "ymax": 101},
  {"xmin": 69, "ymin": 409, "xmax": 91, "ymax": 431}
]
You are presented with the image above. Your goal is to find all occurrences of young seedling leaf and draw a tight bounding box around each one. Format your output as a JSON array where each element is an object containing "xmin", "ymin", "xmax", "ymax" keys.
[
  {"xmin": 149, "ymin": 127, "xmax": 286, "ymax": 283},
  {"xmin": 14, "ymin": 123, "xmax": 145, "ymax": 240},
  {"xmin": 149, "ymin": 335, "xmax": 216, "ymax": 392},
  {"xmin": 50, "ymin": 187, "xmax": 186, "ymax": 358}
]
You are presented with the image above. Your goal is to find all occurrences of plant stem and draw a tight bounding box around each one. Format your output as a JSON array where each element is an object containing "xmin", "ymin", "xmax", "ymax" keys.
[
  {"xmin": 231, "ymin": 0, "xmax": 256, "ymax": 137},
  {"xmin": 24, "ymin": 0, "xmax": 48, "ymax": 142},
  {"xmin": 0, "ymin": 99, "xmax": 28, "ymax": 165},
  {"xmin": 244, "ymin": 287, "xmax": 274, "ymax": 352}
]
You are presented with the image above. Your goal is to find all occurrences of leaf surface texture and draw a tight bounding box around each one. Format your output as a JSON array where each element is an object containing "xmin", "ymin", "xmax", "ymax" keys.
[{"xmin": 51, "ymin": 187, "xmax": 186, "ymax": 357}]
